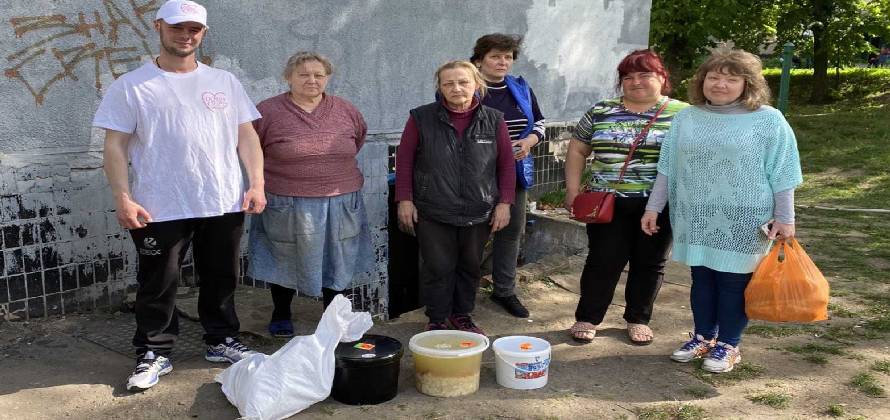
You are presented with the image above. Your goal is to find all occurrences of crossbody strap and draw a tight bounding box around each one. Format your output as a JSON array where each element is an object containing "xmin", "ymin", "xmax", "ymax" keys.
[{"xmin": 616, "ymin": 99, "xmax": 670, "ymax": 182}]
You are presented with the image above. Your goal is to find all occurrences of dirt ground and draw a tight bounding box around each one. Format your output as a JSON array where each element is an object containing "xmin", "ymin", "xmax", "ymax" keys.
[{"xmin": 1, "ymin": 256, "xmax": 889, "ymax": 420}]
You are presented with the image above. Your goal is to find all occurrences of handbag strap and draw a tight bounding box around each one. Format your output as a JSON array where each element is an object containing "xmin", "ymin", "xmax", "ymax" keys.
[{"xmin": 616, "ymin": 99, "xmax": 670, "ymax": 182}]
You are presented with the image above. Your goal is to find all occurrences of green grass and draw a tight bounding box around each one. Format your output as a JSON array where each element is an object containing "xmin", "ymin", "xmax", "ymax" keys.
[
  {"xmin": 682, "ymin": 384, "xmax": 712, "ymax": 398},
  {"xmin": 789, "ymin": 104, "xmax": 890, "ymax": 209},
  {"xmin": 821, "ymin": 324, "xmax": 882, "ymax": 343},
  {"xmin": 848, "ymin": 372, "xmax": 886, "ymax": 397},
  {"xmin": 791, "ymin": 209, "xmax": 890, "ymax": 341},
  {"xmin": 636, "ymin": 403, "xmax": 708, "ymax": 420},
  {"xmin": 782, "ymin": 341, "xmax": 853, "ymax": 364},
  {"xmin": 826, "ymin": 403, "xmax": 846, "ymax": 417},
  {"xmin": 692, "ymin": 360, "xmax": 764, "ymax": 386},
  {"xmin": 784, "ymin": 342, "xmax": 846, "ymax": 356},
  {"xmin": 872, "ymin": 360, "xmax": 890, "ymax": 374},
  {"xmin": 803, "ymin": 354, "xmax": 828, "ymax": 365},
  {"xmin": 747, "ymin": 391, "xmax": 792, "ymax": 409},
  {"xmin": 745, "ymin": 324, "xmax": 816, "ymax": 338},
  {"xmin": 827, "ymin": 303, "xmax": 859, "ymax": 318},
  {"xmin": 537, "ymin": 189, "xmax": 565, "ymax": 210}
]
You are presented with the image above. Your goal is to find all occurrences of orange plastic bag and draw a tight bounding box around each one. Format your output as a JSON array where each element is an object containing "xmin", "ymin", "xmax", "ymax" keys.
[{"xmin": 745, "ymin": 238, "xmax": 829, "ymax": 322}]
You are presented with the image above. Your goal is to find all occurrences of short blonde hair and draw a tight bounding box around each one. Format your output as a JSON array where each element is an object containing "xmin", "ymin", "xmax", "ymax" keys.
[
  {"xmin": 435, "ymin": 60, "xmax": 487, "ymax": 98},
  {"xmin": 282, "ymin": 51, "xmax": 334, "ymax": 80},
  {"xmin": 688, "ymin": 47, "xmax": 771, "ymax": 110}
]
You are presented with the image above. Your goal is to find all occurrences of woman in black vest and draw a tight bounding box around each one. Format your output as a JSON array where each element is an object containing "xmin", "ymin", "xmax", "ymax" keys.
[{"xmin": 394, "ymin": 60, "xmax": 516, "ymax": 335}]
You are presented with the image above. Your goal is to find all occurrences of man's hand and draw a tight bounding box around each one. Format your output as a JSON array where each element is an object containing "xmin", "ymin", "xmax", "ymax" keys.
[
  {"xmin": 490, "ymin": 203, "xmax": 511, "ymax": 233},
  {"xmin": 242, "ymin": 187, "xmax": 266, "ymax": 214},
  {"xmin": 398, "ymin": 201, "xmax": 418, "ymax": 236},
  {"xmin": 115, "ymin": 194, "xmax": 153, "ymax": 229}
]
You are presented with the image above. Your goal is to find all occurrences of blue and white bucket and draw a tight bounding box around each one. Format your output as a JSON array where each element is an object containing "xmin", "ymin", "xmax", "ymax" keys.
[{"xmin": 492, "ymin": 336, "xmax": 551, "ymax": 390}]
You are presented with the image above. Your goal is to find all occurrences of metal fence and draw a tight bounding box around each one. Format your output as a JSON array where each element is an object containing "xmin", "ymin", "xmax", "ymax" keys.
[
  {"xmin": 385, "ymin": 120, "xmax": 577, "ymax": 200},
  {"xmin": 527, "ymin": 121, "xmax": 576, "ymax": 199}
]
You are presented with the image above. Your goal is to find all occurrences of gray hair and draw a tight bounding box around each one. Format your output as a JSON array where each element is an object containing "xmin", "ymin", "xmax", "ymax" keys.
[{"xmin": 282, "ymin": 51, "xmax": 334, "ymax": 80}]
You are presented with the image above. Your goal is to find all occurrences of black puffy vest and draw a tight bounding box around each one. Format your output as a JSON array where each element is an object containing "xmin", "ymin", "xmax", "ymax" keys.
[{"xmin": 410, "ymin": 102, "xmax": 502, "ymax": 226}]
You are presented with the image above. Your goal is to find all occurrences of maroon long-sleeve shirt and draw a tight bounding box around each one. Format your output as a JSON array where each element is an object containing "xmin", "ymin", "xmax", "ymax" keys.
[{"xmin": 395, "ymin": 100, "xmax": 516, "ymax": 204}]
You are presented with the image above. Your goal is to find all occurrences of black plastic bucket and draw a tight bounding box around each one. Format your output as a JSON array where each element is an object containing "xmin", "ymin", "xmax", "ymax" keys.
[{"xmin": 332, "ymin": 334, "xmax": 403, "ymax": 405}]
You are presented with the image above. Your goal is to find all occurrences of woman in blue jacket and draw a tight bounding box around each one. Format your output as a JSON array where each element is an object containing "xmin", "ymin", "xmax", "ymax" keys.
[{"xmin": 470, "ymin": 33, "xmax": 546, "ymax": 318}]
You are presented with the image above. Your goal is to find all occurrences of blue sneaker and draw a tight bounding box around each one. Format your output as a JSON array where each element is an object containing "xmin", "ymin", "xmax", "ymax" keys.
[
  {"xmin": 126, "ymin": 351, "xmax": 173, "ymax": 391},
  {"xmin": 268, "ymin": 319, "xmax": 295, "ymax": 338},
  {"xmin": 205, "ymin": 337, "xmax": 257, "ymax": 363}
]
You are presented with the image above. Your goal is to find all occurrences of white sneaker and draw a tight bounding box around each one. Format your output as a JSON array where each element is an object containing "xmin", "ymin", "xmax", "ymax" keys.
[
  {"xmin": 670, "ymin": 333, "xmax": 716, "ymax": 363},
  {"xmin": 126, "ymin": 351, "xmax": 173, "ymax": 391},
  {"xmin": 205, "ymin": 337, "xmax": 257, "ymax": 363},
  {"xmin": 702, "ymin": 342, "xmax": 741, "ymax": 373}
]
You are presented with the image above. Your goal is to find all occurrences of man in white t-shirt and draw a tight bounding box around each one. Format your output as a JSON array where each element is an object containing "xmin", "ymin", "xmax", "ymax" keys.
[{"xmin": 93, "ymin": 0, "xmax": 266, "ymax": 392}]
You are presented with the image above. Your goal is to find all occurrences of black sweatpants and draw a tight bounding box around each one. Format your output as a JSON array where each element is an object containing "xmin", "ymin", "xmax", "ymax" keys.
[
  {"xmin": 416, "ymin": 217, "xmax": 490, "ymax": 323},
  {"xmin": 574, "ymin": 197, "xmax": 672, "ymax": 325},
  {"xmin": 129, "ymin": 212, "xmax": 245, "ymax": 355}
]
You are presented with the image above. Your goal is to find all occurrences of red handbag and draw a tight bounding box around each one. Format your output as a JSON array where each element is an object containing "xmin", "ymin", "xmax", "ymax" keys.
[{"xmin": 571, "ymin": 100, "xmax": 669, "ymax": 224}]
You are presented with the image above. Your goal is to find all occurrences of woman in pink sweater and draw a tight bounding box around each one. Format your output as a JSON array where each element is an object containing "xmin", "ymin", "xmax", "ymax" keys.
[{"xmin": 249, "ymin": 52, "xmax": 372, "ymax": 337}]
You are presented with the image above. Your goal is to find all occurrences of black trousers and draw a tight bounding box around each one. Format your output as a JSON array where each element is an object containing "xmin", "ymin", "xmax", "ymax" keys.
[
  {"xmin": 575, "ymin": 197, "xmax": 672, "ymax": 325},
  {"xmin": 129, "ymin": 212, "xmax": 244, "ymax": 355},
  {"xmin": 416, "ymin": 217, "xmax": 490, "ymax": 323}
]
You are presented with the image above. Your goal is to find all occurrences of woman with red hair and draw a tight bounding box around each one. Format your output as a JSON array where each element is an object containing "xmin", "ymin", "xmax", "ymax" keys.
[{"xmin": 563, "ymin": 49, "xmax": 688, "ymax": 345}]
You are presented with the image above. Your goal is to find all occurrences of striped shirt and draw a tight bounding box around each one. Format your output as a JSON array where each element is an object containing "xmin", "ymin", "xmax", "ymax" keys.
[
  {"xmin": 482, "ymin": 80, "xmax": 546, "ymax": 141},
  {"xmin": 574, "ymin": 97, "xmax": 688, "ymax": 197}
]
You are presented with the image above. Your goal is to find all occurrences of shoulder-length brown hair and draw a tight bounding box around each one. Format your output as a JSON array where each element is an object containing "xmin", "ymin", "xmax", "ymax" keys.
[{"xmin": 688, "ymin": 47, "xmax": 771, "ymax": 110}]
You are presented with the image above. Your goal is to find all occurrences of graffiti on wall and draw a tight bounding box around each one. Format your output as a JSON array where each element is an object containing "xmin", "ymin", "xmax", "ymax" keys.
[{"xmin": 5, "ymin": 0, "xmax": 160, "ymax": 105}]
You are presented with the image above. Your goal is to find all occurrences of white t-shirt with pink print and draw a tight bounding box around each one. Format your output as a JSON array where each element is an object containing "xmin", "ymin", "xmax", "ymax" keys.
[{"xmin": 93, "ymin": 61, "xmax": 261, "ymax": 222}]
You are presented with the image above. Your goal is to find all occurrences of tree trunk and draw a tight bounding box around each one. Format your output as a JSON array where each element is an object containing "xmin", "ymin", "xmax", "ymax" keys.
[
  {"xmin": 809, "ymin": 25, "xmax": 830, "ymax": 103},
  {"xmin": 808, "ymin": 0, "xmax": 832, "ymax": 104}
]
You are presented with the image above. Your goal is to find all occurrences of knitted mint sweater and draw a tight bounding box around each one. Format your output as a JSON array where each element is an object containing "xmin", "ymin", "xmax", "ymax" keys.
[{"xmin": 657, "ymin": 105, "xmax": 803, "ymax": 273}]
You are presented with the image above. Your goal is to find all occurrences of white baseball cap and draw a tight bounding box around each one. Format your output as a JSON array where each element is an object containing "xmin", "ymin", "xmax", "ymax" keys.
[{"xmin": 156, "ymin": 0, "xmax": 208, "ymax": 27}]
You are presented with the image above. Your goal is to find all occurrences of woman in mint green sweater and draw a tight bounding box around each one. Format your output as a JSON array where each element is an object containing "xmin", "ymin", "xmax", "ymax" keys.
[{"xmin": 641, "ymin": 48, "xmax": 802, "ymax": 373}]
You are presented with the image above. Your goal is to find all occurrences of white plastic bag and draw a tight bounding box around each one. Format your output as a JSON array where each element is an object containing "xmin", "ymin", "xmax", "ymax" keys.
[{"xmin": 216, "ymin": 295, "xmax": 373, "ymax": 420}]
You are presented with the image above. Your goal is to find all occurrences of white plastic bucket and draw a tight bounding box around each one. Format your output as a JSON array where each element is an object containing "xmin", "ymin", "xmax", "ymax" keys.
[{"xmin": 492, "ymin": 336, "xmax": 551, "ymax": 390}]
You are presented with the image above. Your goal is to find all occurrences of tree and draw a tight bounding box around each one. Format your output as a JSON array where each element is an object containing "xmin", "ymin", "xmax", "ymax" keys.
[
  {"xmin": 650, "ymin": 0, "xmax": 890, "ymax": 104},
  {"xmin": 775, "ymin": 0, "xmax": 890, "ymax": 103},
  {"xmin": 649, "ymin": 0, "xmax": 778, "ymax": 87}
]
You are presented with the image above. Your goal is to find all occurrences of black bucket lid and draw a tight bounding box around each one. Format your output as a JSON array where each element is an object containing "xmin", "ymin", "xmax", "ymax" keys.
[{"xmin": 336, "ymin": 334, "xmax": 403, "ymax": 367}]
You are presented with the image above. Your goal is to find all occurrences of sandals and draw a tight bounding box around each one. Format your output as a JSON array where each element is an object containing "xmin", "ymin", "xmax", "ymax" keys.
[
  {"xmin": 627, "ymin": 323, "xmax": 654, "ymax": 346},
  {"xmin": 268, "ymin": 319, "xmax": 295, "ymax": 338},
  {"xmin": 569, "ymin": 321, "xmax": 598, "ymax": 343}
]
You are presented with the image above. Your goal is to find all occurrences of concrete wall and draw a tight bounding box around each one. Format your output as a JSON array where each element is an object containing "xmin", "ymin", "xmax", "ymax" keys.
[{"xmin": 0, "ymin": 0, "xmax": 651, "ymax": 320}]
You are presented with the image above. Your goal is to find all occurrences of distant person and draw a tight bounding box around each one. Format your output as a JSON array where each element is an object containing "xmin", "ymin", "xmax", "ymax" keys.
[
  {"xmin": 395, "ymin": 60, "xmax": 515, "ymax": 335},
  {"xmin": 94, "ymin": 0, "xmax": 266, "ymax": 391},
  {"xmin": 470, "ymin": 33, "xmax": 546, "ymax": 319},
  {"xmin": 880, "ymin": 46, "xmax": 890, "ymax": 67},
  {"xmin": 563, "ymin": 50, "xmax": 688, "ymax": 345},
  {"xmin": 867, "ymin": 52, "xmax": 879, "ymax": 68},
  {"xmin": 249, "ymin": 52, "xmax": 372, "ymax": 338},
  {"xmin": 642, "ymin": 47, "xmax": 802, "ymax": 373}
]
